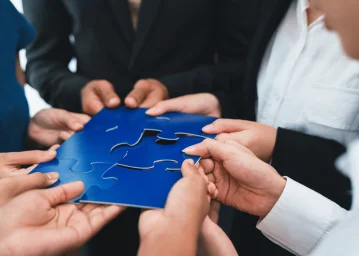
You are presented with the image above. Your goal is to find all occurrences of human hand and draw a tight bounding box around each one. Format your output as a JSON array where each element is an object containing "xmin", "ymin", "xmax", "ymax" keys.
[
  {"xmin": 0, "ymin": 171, "xmax": 59, "ymax": 207},
  {"xmin": 81, "ymin": 80, "xmax": 121, "ymax": 115},
  {"xmin": 0, "ymin": 145, "xmax": 59, "ymax": 179},
  {"xmin": 146, "ymin": 93, "xmax": 221, "ymax": 117},
  {"xmin": 203, "ymin": 119, "xmax": 277, "ymax": 162},
  {"xmin": 125, "ymin": 79, "xmax": 169, "ymax": 108},
  {"xmin": 184, "ymin": 139, "xmax": 286, "ymax": 217},
  {"xmin": 138, "ymin": 159, "xmax": 209, "ymax": 256},
  {"xmin": 198, "ymin": 201, "xmax": 238, "ymax": 256},
  {"xmin": 0, "ymin": 181, "xmax": 124, "ymax": 256},
  {"xmin": 28, "ymin": 108, "xmax": 90, "ymax": 146}
]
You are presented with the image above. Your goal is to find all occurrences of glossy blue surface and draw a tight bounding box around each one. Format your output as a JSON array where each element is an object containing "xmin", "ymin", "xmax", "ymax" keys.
[{"xmin": 31, "ymin": 107, "xmax": 217, "ymax": 208}]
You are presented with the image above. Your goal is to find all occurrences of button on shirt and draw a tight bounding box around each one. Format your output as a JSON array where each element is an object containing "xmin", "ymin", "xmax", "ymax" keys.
[{"xmin": 257, "ymin": 0, "xmax": 359, "ymax": 145}]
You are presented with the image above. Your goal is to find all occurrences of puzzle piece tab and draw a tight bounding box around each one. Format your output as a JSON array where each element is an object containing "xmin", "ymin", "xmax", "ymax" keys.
[
  {"xmin": 34, "ymin": 159, "xmax": 117, "ymax": 202},
  {"xmin": 114, "ymin": 132, "xmax": 205, "ymax": 170}
]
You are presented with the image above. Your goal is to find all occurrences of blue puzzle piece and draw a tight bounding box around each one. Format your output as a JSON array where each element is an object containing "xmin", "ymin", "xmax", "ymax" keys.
[
  {"xmin": 81, "ymin": 162, "xmax": 182, "ymax": 209},
  {"xmin": 114, "ymin": 133, "xmax": 205, "ymax": 170},
  {"xmin": 34, "ymin": 159, "xmax": 117, "ymax": 202}
]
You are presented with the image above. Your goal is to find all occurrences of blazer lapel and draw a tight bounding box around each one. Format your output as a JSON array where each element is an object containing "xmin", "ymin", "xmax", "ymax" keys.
[
  {"xmin": 129, "ymin": 0, "xmax": 163, "ymax": 68},
  {"xmin": 241, "ymin": 0, "xmax": 293, "ymax": 120},
  {"xmin": 107, "ymin": 0, "xmax": 134, "ymax": 45}
]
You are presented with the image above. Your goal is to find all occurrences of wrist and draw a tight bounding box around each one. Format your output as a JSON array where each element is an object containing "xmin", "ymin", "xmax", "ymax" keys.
[
  {"xmin": 262, "ymin": 176, "xmax": 286, "ymax": 218},
  {"xmin": 140, "ymin": 222, "xmax": 198, "ymax": 256}
]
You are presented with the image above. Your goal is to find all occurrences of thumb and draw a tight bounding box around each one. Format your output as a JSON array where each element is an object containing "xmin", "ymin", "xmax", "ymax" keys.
[
  {"xmin": 0, "ymin": 172, "xmax": 59, "ymax": 205},
  {"xmin": 125, "ymin": 80, "xmax": 152, "ymax": 108},
  {"xmin": 94, "ymin": 81, "xmax": 120, "ymax": 108},
  {"xmin": 146, "ymin": 97, "xmax": 185, "ymax": 116},
  {"xmin": 202, "ymin": 119, "xmax": 251, "ymax": 134},
  {"xmin": 39, "ymin": 181, "xmax": 85, "ymax": 206}
]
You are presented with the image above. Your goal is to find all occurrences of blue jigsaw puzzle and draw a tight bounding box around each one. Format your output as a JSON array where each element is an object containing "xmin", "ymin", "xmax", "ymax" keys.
[{"xmin": 31, "ymin": 107, "xmax": 217, "ymax": 208}]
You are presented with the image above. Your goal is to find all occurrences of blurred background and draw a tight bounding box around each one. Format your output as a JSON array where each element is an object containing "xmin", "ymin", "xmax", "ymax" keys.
[{"xmin": 11, "ymin": 0, "xmax": 77, "ymax": 116}]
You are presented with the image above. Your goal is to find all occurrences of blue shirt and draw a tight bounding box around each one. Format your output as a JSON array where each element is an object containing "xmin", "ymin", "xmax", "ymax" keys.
[{"xmin": 0, "ymin": 0, "xmax": 35, "ymax": 152}]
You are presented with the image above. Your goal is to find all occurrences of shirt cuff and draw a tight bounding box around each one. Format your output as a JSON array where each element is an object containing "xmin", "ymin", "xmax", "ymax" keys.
[{"xmin": 257, "ymin": 177, "xmax": 346, "ymax": 256}]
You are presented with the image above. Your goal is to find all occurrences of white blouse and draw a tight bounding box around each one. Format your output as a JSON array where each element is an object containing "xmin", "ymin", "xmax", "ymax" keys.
[{"xmin": 257, "ymin": 0, "xmax": 359, "ymax": 145}]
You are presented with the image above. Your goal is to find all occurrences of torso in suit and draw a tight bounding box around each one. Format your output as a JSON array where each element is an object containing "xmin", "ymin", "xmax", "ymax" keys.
[{"xmin": 23, "ymin": 0, "xmax": 255, "ymax": 113}]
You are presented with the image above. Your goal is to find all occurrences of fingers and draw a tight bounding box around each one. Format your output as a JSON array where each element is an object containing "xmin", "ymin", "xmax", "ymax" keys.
[
  {"xmin": 59, "ymin": 131, "xmax": 73, "ymax": 141},
  {"xmin": 199, "ymin": 159, "xmax": 215, "ymax": 174},
  {"xmin": 86, "ymin": 204, "xmax": 125, "ymax": 233},
  {"xmin": 70, "ymin": 113, "xmax": 91, "ymax": 125},
  {"xmin": 181, "ymin": 159, "xmax": 201, "ymax": 178},
  {"xmin": 94, "ymin": 81, "xmax": 121, "ymax": 108},
  {"xmin": 208, "ymin": 200, "xmax": 221, "ymax": 224},
  {"xmin": 0, "ymin": 149, "xmax": 57, "ymax": 166},
  {"xmin": 82, "ymin": 80, "xmax": 120, "ymax": 115},
  {"xmin": 202, "ymin": 119, "xmax": 252, "ymax": 134},
  {"xmin": 125, "ymin": 80, "xmax": 152, "ymax": 108},
  {"xmin": 146, "ymin": 97, "xmax": 185, "ymax": 116},
  {"xmin": 0, "ymin": 172, "xmax": 59, "ymax": 204},
  {"xmin": 41, "ymin": 181, "xmax": 85, "ymax": 206}
]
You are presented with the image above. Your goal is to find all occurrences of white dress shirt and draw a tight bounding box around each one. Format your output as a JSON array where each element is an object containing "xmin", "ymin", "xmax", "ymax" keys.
[
  {"xmin": 310, "ymin": 141, "xmax": 359, "ymax": 256},
  {"xmin": 257, "ymin": 178, "xmax": 346, "ymax": 256},
  {"xmin": 257, "ymin": 0, "xmax": 359, "ymax": 145},
  {"xmin": 257, "ymin": 140, "xmax": 359, "ymax": 256}
]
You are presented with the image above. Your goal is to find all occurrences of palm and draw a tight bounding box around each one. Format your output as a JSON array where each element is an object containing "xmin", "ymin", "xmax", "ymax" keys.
[{"xmin": 0, "ymin": 184, "xmax": 123, "ymax": 255}]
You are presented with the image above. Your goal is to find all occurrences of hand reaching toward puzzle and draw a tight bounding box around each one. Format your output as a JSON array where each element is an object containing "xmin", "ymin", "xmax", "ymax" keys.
[
  {"xmin": 125, "ymin": 79, "xmax": 169, "ymax": 108},
  {"xmin": 138, "ymin": 160, "xmax": 209, "ymax": 256},
  {"xmin": 0, "ymin": 181, "xmax": 124, "ymax": 256},
  {"xmin": 198, "ymin": 201, "xmax": 238, "ymax": 256},
  {"xmin": 146, "ymin": 93, "xmax": 221, "ymax": 117},
  {"xmin": 184, "ymin": 139, "xmax": 286, "ymax": 218},
  {"xmin": 81, "ymin": 80, "xmax": 121, "ymax": 115},
  {"xmin": 28, "ymin": 108, "xmax": 90, "ymax": 146},
  {"xmin": 0, "ymin": 145, "xmax": 59, "ymax": 178},
  {"xmin": 202, "ymin": 119, "xmax": 277, "ymax": 162}
]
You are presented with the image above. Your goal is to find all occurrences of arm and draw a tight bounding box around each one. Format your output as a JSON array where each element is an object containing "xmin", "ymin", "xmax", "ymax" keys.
[
  {"xmin": 272, "ymin": 128, "xmax": 351, "ymax": 209},
  {"xmin": 257, "ymin": 178, "xmax": 347, "ymax": 256},
  {"xmin": 23, "ymin": 0, "xmax": 90, "ymax": 112},
  {"xmin": 16, "ymin": 55, "xmax": 26, "ymax": 86}
]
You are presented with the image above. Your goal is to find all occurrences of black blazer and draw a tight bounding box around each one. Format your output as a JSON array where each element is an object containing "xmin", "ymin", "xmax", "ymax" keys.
[{"xmin": 23, "ymin": 0, "xmax": 256, "ymax": 113}]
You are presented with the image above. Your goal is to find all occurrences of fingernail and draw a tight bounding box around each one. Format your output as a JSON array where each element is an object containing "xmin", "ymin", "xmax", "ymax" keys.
[
  {"xmin": 203, "ymin": 124, "xmax": 214, "ymax": 132},
  {"xmin": 74, "ymin": 122, "xmax": 83, "ymax": 129},
  {"xmin": 108, "ymin": 98, "xmax": 119, "ymax": 106},
  {"xmin": 145, "ymin": 108, "xmax": 156, "ymax": 115},
  {"xmin": 182, "ymin": 146, "xmax": 194, "ymax": 153},
  {"xmin": 46, "ymin": 150, "xmax": 57, "ymax": 158},
  {"xmin": 46, "ymin": 172, "xmax": 59, "ymax": 181},
  {"xmin": 186, "ymin": 159, "xmax": 195, "ymax": 165},
  {"xmin": 214, "ymin": 190, "xmax": 219, "ymax": 198}
]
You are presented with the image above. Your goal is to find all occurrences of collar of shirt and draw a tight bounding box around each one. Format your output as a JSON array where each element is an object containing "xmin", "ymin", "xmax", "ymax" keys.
[{"xmin": 297, "ymin": 0, "xmax": 324, "ymax": 31}]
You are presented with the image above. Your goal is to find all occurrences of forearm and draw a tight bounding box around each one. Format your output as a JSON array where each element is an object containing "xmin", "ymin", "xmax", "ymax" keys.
[
  {"xmin": 26, "ymin": 61, "xmax": 89, "ymax": 112},
  {"xmin": 198, "ymin": 219, "xmax": 238, "ymax": 256},
  {"xmin": 272, "ymin": 128, "xmax": 351, "ymax": 209},
  {"xmin": 138, "ymin": 227, "xmax": 198, "ymax": 256}
]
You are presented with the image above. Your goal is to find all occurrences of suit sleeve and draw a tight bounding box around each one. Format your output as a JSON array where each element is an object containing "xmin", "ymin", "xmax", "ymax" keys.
[
  {"xmin": 272, "ymin": 128, "xmax": 352, "ymax": 209},
  {"xmin": 23, "ymin": 0, "xmax": 90, "ymax": 112}
]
